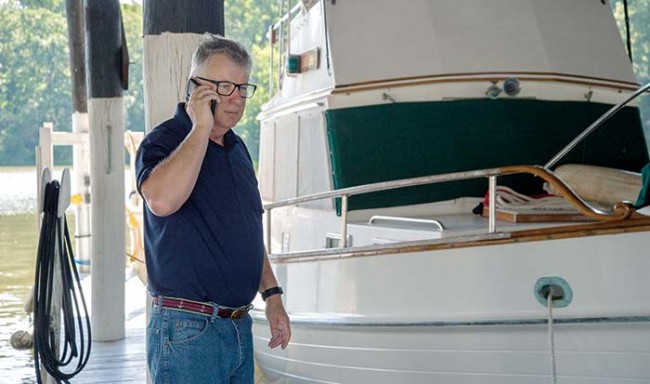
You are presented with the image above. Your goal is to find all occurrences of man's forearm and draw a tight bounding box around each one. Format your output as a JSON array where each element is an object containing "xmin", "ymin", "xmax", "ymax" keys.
[
  {"xmin": 259, "ymin": 249, "xmax": 279, "ymax": 292},
  {"xmin": 141, "ymin": 126, "xmax": 210, "ymax": 216}
]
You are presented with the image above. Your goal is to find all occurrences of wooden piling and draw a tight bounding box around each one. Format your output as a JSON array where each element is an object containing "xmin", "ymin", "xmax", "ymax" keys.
[
  {"xmin": 65, "ymin": 0, "xmax": 91, "ymax": 270},
  {"xmin": 85, "ymin": 0, "xmax": 126, "ymax": 342},
  {"xmin": 142, "ymin": 0, "xmax": 224, "ymax": 132}
]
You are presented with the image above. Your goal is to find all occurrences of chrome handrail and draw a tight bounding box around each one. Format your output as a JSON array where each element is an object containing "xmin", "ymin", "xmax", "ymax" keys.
[
  {"xmin": 264, "ymin": 167, "xmax": 505, "ymax": 250},
  {"xmin": 369, "ymin": 215, "xmax": 445, "ymax": 231},
  {"xmin": 264, "ymin": 167, "xmax": 503, "ymax": 210}
]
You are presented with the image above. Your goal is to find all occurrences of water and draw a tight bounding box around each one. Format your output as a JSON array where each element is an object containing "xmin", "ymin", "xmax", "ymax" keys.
[
  {"xmin": 0, "ymin": 170, "xmax": 37, "ymax": 216},
  {"xmin": 0, "ymin": 167, "xmax": 91, "ymax": 383},
  {"xmin": 0, "ymin": 167, "xmax": 38, "ymax": 383}
]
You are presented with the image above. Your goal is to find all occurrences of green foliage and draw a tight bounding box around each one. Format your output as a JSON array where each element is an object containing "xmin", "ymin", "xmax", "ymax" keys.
[
  {"xmin": 122, "ymin": 4, "xmax": 144, "ymax": 134},
  {"xmin": 225, "ymin": 0, "xmax": 280, "ymax": 161},
  {"xmin": 226, "ymin": 0, "xmax": 279, "ymax": 47},
  {"xmin": 0, "ymin": 0, "xmax": 277, "ymax": 165},
  {"xmin": 611, "ymin": 0, "xmax": 650, "ymax": 138},
  {"xmin": 0, "ymin": 1, "xmax": 144, "ymax": 165},
  {"xmin": 12, "ymin": 0, "xmax": 63, "ymax": 11},
  {"xmin": 0, "ymin": 1, "xmax": 71, "ymax": 165}
]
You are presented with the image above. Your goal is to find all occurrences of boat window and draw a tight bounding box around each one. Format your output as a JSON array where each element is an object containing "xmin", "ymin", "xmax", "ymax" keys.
[
  {"xmin": 259, "ymin": 120, "xmax": 276, "ymax": 202},
  {"xmin": 273, "ymin": 115, "xmax": 299, "ymax": 201},
  {"xmin": 260, "ymin": 109, "xmax": 333, "ymax": 210},
  {"xmin": 297, "ymin": 111, "xmax": 332, "ymax": 210}
]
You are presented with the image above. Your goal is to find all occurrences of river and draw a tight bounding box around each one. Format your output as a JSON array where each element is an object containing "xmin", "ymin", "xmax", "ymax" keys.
[{"xmin": 0, "ymin": 167, "xmax": 39, "ymax": 383}]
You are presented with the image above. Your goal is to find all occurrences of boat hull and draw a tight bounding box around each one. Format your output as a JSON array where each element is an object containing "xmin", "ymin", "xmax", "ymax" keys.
[
  {"xmin": 254, "ymin": 321, "xmax": 650, "ymax": 384},
  {"xmin": 253, "ymin": 230, "xmax": 650, "ymax": 383}
]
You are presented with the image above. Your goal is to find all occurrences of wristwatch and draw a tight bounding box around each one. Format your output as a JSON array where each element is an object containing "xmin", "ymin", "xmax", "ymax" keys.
[{"xmin": 261, "ymin": 286, "xmax": 283, "ymax": 301}]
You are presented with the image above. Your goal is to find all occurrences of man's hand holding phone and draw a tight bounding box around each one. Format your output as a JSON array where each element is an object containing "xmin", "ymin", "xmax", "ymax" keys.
[{"xmin": 185, "ymin": 77, "xmax": 219, "ymax": 130}]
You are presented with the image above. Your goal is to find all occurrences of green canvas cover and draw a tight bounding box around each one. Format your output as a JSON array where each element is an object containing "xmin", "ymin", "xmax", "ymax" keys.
[{"xmin": 325, "ymin": 99, "xmax": 649, "ymax": 214}]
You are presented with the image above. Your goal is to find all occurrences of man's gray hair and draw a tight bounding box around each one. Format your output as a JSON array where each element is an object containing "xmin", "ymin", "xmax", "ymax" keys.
[{"xmin": 191, "ymin": 34, "xmax": 252, "ymax": 74}]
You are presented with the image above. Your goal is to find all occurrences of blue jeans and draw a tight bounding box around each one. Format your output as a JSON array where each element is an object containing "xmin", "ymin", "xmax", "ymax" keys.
[{"xmin": 147, "ymin": 302, "xmax": 254, "ymax": 384}]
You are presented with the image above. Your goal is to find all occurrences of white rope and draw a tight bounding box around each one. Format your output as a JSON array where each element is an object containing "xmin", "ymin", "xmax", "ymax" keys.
[
  {"xmin": 493, "ymin": 186, "xmax": 576, "ymax": 211},
  {"xmin": 547, "ymin": 293, "xmax": 558, "ymax": 384}
]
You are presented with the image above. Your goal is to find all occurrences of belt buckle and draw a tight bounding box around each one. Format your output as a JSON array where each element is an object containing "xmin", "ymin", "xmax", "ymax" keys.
[
  {"xmin": 230, "ymin": 308, "xmax": 244, "ymax": 319},
  {"xmin": 229, "ymin": 304, "xmax": 252, "ymax": 319}
]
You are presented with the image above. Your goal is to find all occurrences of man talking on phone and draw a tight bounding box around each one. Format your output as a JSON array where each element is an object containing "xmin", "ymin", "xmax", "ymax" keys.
[{"xmin": 135, "ymin": 34, "xmax": 291, "ymax": 383}]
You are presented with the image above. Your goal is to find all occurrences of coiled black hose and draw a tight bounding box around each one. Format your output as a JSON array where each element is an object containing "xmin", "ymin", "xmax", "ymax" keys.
[{"xmin": 33, "ymin": 179, "xmax": 91, "ymax": 383}]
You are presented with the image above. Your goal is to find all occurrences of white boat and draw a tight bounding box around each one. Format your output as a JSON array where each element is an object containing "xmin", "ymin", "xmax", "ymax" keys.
[{"xmin": 251, "ymin": 1, "xmax": 650, "ymax": 382}]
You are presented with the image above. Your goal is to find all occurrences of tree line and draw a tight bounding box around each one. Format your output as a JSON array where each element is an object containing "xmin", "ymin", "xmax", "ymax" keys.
[
  {"xmin": 0, "ymin": 0, "xmax": 277, "ymax": 166},
  {"xmin": 611, "ymin": 0, "xmax": 650, "ymax": 142},
  {"xmin": 0, "ymin": 0, "xmax": 648, "ymax": 166}
]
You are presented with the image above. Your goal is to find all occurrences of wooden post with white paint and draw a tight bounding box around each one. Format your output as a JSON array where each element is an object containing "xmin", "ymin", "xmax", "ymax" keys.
[
  {"xmin": 36, "ymin": 123, "xmax": 55, "ymax": 193},
  {"xmin": 85, "ymin": 0, "xmax": 126, "ymax": 342},
  {"xmin": 142, "ymin": 0, "xmax": 224, "ymax": 131}
]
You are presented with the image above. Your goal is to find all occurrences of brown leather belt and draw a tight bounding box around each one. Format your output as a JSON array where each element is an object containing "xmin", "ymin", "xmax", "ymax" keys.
[{"xmin": 153, "ymin": 296, "xmax": 252, "ymax": 319}]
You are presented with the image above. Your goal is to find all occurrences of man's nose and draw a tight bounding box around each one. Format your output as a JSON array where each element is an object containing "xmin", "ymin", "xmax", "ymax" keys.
[{"xmin": 229, "ymin": 93, "xmax": 245, "ymax": 105}]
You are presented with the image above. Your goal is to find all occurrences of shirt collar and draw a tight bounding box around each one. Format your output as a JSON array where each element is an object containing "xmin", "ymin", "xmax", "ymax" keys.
[
  {"xmin": 175, "ymin": 103, "xmax": 192, "ymax": 129},
  {"xmin": 222, "ymin": 129, "xmax": 240, "ymax": 149}
]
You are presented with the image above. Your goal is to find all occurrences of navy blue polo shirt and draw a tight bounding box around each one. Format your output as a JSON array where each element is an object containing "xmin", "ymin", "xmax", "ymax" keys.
[{"xmin": 135, "ymin": 103, "xmax": 264, "ymax": 307}]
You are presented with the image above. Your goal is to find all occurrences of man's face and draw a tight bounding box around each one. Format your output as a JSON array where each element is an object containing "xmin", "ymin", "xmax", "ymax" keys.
[{"xmin": 195, "ymin": 53, "xmax": 250, "ymax": 134}]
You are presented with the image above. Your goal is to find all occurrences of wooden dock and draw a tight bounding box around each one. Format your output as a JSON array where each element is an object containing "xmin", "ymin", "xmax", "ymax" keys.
[
  {"xmin": 72, "ymin": 273, "xmax": 148, "ymax": 383},
  {"xmin": 67, "ymin": 274, "xmax": 265, "ymax": 383},
  {"xmin": 74, "ymin": 315, "xmax": 146, "ymax": 383}
]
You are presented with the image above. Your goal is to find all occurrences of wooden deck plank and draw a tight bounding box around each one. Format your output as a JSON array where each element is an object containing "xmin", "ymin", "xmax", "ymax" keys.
[
  {"xmin": 73, "ymin": 274, "xmax": 148, "ymax": 384},
  {"xmin": 74, "ymin": 322, "xmax": 147, "ymax": 383}
]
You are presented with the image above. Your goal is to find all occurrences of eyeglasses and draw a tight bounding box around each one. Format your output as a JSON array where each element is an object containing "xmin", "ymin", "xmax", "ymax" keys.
[{"xmin": 196, "ymin": 76, "xmax": 257, "ymax": 99}]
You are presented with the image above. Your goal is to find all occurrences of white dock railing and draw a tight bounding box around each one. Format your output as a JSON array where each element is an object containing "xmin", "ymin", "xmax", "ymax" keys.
[{"xmin": 35, "ymin": 122, "xmax": 144, "ymax": 269}]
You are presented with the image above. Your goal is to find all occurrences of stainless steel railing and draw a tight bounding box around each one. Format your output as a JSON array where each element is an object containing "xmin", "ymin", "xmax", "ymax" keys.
[{"xmin": 264, "ymin": 167, "xmax": 506, "ymax": 251}]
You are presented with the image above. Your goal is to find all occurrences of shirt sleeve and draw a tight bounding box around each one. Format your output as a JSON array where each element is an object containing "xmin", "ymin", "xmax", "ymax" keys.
[{"xmin": 135, "ymin": 127, "xmax": 181, "ymax": 196}]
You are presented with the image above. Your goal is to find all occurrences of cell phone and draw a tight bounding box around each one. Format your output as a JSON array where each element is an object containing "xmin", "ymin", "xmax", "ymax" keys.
[
  {"xmin": 186, "ymin": 78, "xmax": 217, "ymax": 116},
  {"xmin": 210, "ymin": 100, "xmax": 217, "ymax": 116},
  {"xmin": 185, "ymin": 78, "xmax": 197, "ymax": 102}
]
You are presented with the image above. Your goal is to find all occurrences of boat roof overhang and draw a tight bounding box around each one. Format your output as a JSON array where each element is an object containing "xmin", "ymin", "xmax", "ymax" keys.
[{"xmin": 325, "ymin": 0, "xmax": 637, "ymax": 88}]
